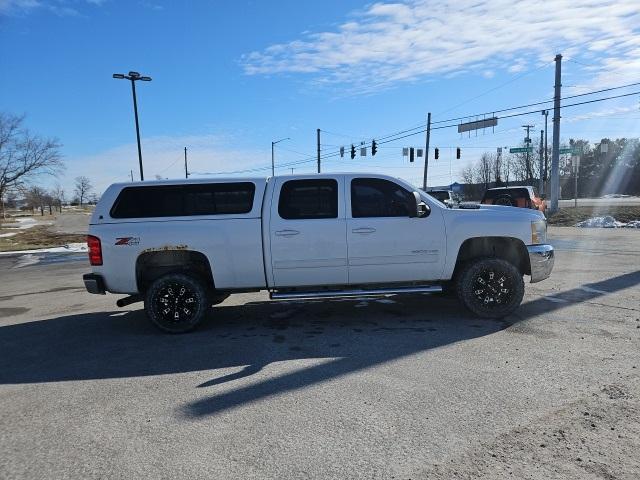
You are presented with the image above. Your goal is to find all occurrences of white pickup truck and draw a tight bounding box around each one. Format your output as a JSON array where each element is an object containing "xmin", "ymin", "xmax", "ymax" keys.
[{"xmin": 83, "ymin": 173, "xmax": 554, "ymax": 333}]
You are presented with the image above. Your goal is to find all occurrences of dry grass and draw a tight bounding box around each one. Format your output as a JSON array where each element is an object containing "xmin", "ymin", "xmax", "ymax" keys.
[
  {"xmin": 0, "ymin": 225, "xmax": 85, "ymax": 252},
  {"xmin": 547, "ymin": 206, "xmax": 640, "ymax": 226}
]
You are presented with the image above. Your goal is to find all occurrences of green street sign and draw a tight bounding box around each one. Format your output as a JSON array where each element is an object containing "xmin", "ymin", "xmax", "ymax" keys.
[
  {"xmin": 509, "ymin": 147, "xmax": 533, "ymax": 153},
  {"xmin": 559, "ymin": 147, "xmax": 582, "ymax": 154}
]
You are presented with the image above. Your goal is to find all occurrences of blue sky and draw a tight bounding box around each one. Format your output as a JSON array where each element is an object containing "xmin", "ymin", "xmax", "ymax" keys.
[{"xmin": 1, "ymin": 0, "xmax": 639, "ymax": 194}]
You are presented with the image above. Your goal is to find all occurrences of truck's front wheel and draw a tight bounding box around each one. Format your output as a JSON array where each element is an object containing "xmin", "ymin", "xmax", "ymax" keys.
[
  {"xmin": 145, "ymin": 273, "xmax": 210, "ymax": 333},
  {"xmin": 456, "ymin": 257, "xmax": 524, "ymax": 318}
]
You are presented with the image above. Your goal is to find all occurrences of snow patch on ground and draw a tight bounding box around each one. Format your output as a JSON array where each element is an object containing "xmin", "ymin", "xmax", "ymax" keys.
[
  {"xmin": 1, "ymin": 217, "xmax": 53, "ymax": 231},
  {"xmin": 13, "ymin": 254, "xmax": 41, "ymax": 268},
  {"xmin": 575, "ymin": 216, "xmax": 640, "ymax": 228},
  {"xmin": 0, "ymin": 242, "xmax": 87, "ymax": 256},
  {"xmin": 0, "ymin": 232, "xmax": 17, "ymax": 238}
]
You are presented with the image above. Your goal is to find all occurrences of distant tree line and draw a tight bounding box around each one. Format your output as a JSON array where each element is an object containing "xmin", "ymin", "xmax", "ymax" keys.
[
  {"xmin": 459, "ymin": 137, "xmax": 640, "ymax": 200},
  {"xmin": 0, "ymin": 113, "xmax": 63, "ymax": 217},
  {"xmin": 1, "ymin": 112, "xmax": 97, "ymax": 217}
]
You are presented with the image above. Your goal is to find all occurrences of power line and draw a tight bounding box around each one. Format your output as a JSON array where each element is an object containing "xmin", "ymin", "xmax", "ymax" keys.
[
  {"xmin": 431, "ymin": 80, "xmax": 640, "ymax": 125},
  {"xmin": 155, "ymin": 154, "xmax": 183, "ymax": 175},
  {"xmin": 323, "ymin": 80, "xmax": 640, "ymax": 156},
  {"xmin": 195, "ymin": 87, "xmax": 640, "ymax": 177},
  {"xmin": 434, "ymin": 61, "xmax": 554, "ymax": 118}
]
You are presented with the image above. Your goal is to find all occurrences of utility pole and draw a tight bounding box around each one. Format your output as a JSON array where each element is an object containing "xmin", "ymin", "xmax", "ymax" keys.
[
  {"xmin": 542, "ymin": 110, "xmax": 549, "ymax": 194},
  {"xmin": 550, "ymin": 54, "xmax": 562, "ymax": 213},
  {"xmin": 422, "ymin": 112, "xmax": 431, "ymax": 190},
  {"xmin": 130, "ymin": 170, "xmax": 134, "ymax": 182},
  {"xmin": 271, "ymin": 142, "xmax": 275, "ymax": 177},
  {"xmin": 184, "ymin": 147, "xmax": 188, "ymax": 179},
  {"xmin": 522, "ymin": 124, "xmax": 535, "ymax": 182},
  {"xmin": 504, "ymin": 146, "xmax": 510, "ymax": 187},
  {"xmin": 570, "ymin": 140, "xmax": 579, "ymax": 208},
  {"xmin": 574, "ymin": 157, "xmax": 579, "ymax": 208},
  {"xmin": 496, "ymin": 147, "xmax": 502, "ymax": 186},
  {"xmin": 317, "ymin": 128, "xmax": 321, "ymax": 173},
  {"xmin": 538, "ymin": 130, "xmax": 544, "ymax": 194}
]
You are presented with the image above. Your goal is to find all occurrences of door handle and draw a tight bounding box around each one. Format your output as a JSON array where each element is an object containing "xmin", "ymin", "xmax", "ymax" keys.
[
  {"xmin": 352, "ymin": 227, "xmax": 376, "ymax": 234},
  {"xmin": 275, "ymin": 229, "xmax": 300, "ymax": 237}
]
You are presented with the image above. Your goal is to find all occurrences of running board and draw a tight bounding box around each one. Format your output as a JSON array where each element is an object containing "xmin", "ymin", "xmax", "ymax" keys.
[{"xmin": 270, "ymin": 285, "xmax": 442, "ymax": 300}]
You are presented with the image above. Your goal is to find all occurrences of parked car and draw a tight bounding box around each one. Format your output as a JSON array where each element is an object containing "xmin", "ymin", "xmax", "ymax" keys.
[
  {"xmin": 480, "ymin": 186, "xmax": 546, "ymax": 212},
  {"xmin": 83, "ymin": 174, "xmax": 554, "ymax": 333}
]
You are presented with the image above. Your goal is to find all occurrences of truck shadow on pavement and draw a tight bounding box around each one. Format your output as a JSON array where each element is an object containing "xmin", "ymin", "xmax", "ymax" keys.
[
  {"xmin": 0, "ymin": 294, "xmax": 503, "ymax": 386},
  {"xmin": 0, "ymin": 270, "xmax": 638, "ymax": 420}
]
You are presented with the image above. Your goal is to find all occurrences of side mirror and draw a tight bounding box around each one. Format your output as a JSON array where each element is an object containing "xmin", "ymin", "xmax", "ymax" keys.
[{"xmin": 412, "ymin": 191, "xmax": 431, "ymax": 218}]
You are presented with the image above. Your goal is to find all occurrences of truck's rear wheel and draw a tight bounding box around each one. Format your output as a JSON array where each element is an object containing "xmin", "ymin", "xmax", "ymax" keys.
[
  {"xmin": 456, "ymin": 257, "xmax": 524, "ymax": 318},
  {"xmin": 145, "ymin": 273, "xmax": 210, "ymax": 333}
]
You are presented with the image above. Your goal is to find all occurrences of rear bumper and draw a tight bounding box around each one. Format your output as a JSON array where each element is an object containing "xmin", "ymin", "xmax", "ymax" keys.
[
  {"xmin": 83, "ymin": 273, "xmax": 106, "ymax": 295},
  {"xmin": 527, "ymin": 244, "xmax": 554, "ymax": 283}
]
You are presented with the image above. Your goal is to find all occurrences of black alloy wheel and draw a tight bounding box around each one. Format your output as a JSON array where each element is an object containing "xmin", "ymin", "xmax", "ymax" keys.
[
  {"xmin": 472, "ymin": 268, "xmax": 514, "ymax": 307},
  {"xmin": 457, "ymin": 257, "xmax": 524, "ymax": 318},
  {"xmin": 145, "ymin": 273, "xmax": 210, "ymax": 333}
]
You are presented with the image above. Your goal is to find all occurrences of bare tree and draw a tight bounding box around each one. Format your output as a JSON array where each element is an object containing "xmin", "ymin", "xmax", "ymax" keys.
[
  {"xmin": 460, "ymin": 165, "xmax": 475, "ymax": 185},
  {"xmin": 25, "ymin": 186, "xmax": 47, "ymax": 216},
  {"xmin": 74, "ymin": 176, "xmax": 92, "ymax": 206},
  {"xmin": 51, "ymin": 184, "xmax": 65, "ymax": 212},
  {"xmin": 475, "ymin": 153, "xmax": 495, "ymax": 188},
  {"xmin": 0, "ymin": 113, "xmax": 64, "ymax": 218}
]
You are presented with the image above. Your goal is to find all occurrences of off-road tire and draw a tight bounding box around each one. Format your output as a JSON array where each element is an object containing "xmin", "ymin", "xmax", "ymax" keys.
[
  {"xmin": 456, "ymin": 257, "xmax": 524, "ymax": 318},
  {"xmin": 145, "ymin": 273, "xmax": 210, "ymax": 333}
]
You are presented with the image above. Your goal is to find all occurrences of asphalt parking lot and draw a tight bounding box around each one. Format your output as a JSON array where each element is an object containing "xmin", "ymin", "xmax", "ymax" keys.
[{"xmin": 1, "ymin": 227, "xmax": 639, "ymax": 479}]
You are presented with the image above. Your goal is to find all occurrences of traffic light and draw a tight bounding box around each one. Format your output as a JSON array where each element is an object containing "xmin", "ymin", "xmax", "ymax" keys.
[
  {"xmin": 350, "ymin": 144, "xmax": 356, "ymax": 159},
  {"xmin": 434, "ymin": 148, "xmax": 439, "ymax": 159},
  {"xmin": 456, "ymin": 147, "xmax": 461, "ymax": 159},
  {"xmin": 371, "ymin": 139, "xmax": 377, "ymax": 156},
  {"xmin": 409, "ymin": 147, "xmax": 415, "ymax": 162}
]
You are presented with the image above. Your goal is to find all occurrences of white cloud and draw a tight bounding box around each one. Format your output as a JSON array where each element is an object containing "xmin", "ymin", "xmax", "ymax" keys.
[
  {"xmin": 564, "ymin": 105, "xmax": 640, "ymax": 124},
  {"xmin": 241, "ymin": 0, "xmax": 640, "ymax": 93},
  {"xmin": 0, "ymin": 0, "xmax": 41, "ymax": 15},
  {"xmin": 0, "ymin": 0, "xmax": 105, "ymax": 16}
]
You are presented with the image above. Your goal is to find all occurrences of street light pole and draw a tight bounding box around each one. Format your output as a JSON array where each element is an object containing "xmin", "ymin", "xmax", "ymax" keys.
[
  {"xmin": 130, "ymin": 79, "xmax": 144, "ymax": 180},
  {"xmin": 113, "ymin": 71, "xmax": 152, "ymax": 181},
  {"xmin": 271, "ymin": 137, "xmax": 290, "ymax": 177}
]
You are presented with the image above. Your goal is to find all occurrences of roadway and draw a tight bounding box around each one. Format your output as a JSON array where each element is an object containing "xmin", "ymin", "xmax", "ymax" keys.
[{"xmin": 1, "ymin": 227, "xmax": 639, "ymax": 479}]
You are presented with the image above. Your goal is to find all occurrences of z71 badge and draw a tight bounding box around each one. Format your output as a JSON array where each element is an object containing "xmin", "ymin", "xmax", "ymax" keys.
[{"xmin": 115, "ymin": 237, "xmax": 140, "ymax": 246}]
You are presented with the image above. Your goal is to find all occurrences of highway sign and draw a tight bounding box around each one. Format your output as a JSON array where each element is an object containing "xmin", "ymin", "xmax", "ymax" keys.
[
  {"xmin": 509, "ymin": 147, "xmax": 533, "ymax": 153},
  {"xmin": 559, "ymin": 147, "xmax": 582, "ymax": 154},
  {"xmin": 458, "ymin": 117, "xmax": 498, "ymax": 133}
]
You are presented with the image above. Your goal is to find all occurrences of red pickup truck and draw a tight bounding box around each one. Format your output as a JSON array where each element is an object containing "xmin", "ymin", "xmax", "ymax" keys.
[{"xmin": 480, "ymin": 186, "xmax": 546, "ymax": 213}]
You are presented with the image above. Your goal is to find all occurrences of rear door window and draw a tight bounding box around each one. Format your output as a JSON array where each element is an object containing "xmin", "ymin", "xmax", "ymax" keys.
[{"xmin": 278, "ymin": 179, "xmax": 338, "ymax": 220}]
